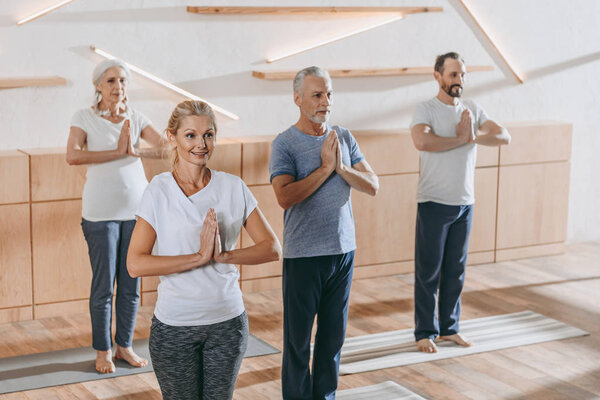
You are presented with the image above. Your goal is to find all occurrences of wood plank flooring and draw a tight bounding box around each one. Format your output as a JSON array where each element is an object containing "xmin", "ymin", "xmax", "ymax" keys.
[{"xmin": 1, "ymin": 242, "xmax": 598, "ymax": 399}]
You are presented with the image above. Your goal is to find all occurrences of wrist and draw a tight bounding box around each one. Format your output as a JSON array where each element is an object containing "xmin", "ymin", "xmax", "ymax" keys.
[{"xmin": 216, "ymin": 251, "xmax": 232, "ymax": 263}]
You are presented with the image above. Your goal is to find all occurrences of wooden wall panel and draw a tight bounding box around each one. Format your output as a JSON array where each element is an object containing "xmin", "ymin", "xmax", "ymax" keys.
[
  {"xmin": 353, "ymin": 174, "xmax": 419, "ymax": 266},
  {"xmin": 0, "ymin": 204, "xmax": 32, "ymax": 308},
  {"xmin": 353, "ymin": 261, "xmax": 414, "ymax": 280},
  {"xmin": 469, "ymin": 167, "xmax": 498, "ymax": 253},
  {"xmin": 23, "ymin": 148, "xmax": 86, "ymax": 201},
  {"xmin": 34, "ymin": 300, "xmax": 88, "ymax": 320},
  {"xmin": 353, "ymin": 130, "xmax": 420, "ymax": 175},
  {"xmin": 0, "ymin": 306, "xmax": 33, "ymax": 323},
  {"xmin": 0, "ymin": 151, "xmax": 29, "ymax": 204},
  {"xmin": 234, "ymin": 136, "xmax": 275, "ymax": 186},
  {"xmin": 32, "ymin": 200, "xmax": 92, "ymax": 304},
  {"xmin": 142, "ymin": 276, "xmax": 160, "ymax": 292},
  {"xmin": 142, "ymin": 291, "xmax": 157, "ymax": 306},
  {"xmin": 476, "ymin": 145, "xmax": 499, "ymax": 167},
  {"xmin": 495, "ymin": 242, "xmax": 566, "ymax": 262},
  {"xmin": 240, "ymin": 185, "xmax": 283, "ymax": 280},
  {"xmin": 501, "ymin": 122, "xmax": 572, "ymax": 165},
  {"xmin": 240, "ymin": 276, "xmax": 281, "ymax": 293},
  {"xmin": 496, "ymin": 162, "xmax": 570, "ymax": 249}
]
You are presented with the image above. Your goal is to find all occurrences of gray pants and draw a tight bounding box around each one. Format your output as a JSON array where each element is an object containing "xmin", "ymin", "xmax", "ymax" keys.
[
  {"xmin": 149, "ymin": 312, "xmax": 249, "ymax": 400},
  {"xmin": 81, "ymin": 218, "xmax": 140, "ymax": 351}
]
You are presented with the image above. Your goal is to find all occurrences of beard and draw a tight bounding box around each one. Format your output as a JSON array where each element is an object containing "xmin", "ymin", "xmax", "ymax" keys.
[
  {"xmin": 307, "ymin": 110, "xmax": 329, "ymax": 124},
  {"xmin": 444, "ymin": 83, "xmax": 463, "ymax": 98}
]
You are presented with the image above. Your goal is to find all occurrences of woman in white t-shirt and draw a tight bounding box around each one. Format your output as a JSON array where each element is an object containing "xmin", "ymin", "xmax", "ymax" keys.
[
  {"xmin": 66, "ymin": 59, "xmax": 166, "ymax": 374},
  {"xmin": 127, "ymin": 100, "xmax": 281, "ymax": 400}
]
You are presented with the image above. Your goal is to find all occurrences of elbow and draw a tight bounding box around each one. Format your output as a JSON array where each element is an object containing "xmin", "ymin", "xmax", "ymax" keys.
[
  {"xmin": 66, "ymin": 154, "xmax": 80, "ymax": 166},
  {"xmin": 277, "ymin": 198, "xmax": 293, "ymax": 211},
  {"xmin": 270, "ymin": 239, "xmax": 282, "ymax": 262},
  {"xmin": 126, "ymin": 255, "xmax": 141, "ymax": 278},
  {"xmin": 369, "ymin": 182, "xmax": 379, "ymax": 197}
]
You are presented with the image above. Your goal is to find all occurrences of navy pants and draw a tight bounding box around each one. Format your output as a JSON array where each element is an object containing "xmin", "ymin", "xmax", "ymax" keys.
[
  {"xmin": 81, "ymin": 219, "xmax": 140, "ymax": 351},
  {"xmin": 282, "ymin": 251, "xmax": 354, "ymax": 400},
  {"xmin": 414, "ymin": 202, "xmax": 473, "ymax": 341}
]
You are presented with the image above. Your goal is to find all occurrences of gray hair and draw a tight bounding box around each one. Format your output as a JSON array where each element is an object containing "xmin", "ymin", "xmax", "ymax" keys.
[
  {"xmin": 92, "ymin": 59, "xmax": 131, "ymax": 116},
  {"xmin": 293, "ymin": 66, "xmax": 331, "ymax": 95}
]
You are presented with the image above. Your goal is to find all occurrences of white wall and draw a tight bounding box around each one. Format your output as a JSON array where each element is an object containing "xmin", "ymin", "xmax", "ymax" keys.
[{"xmin": 1, "ymin": 0, "xmax": 599, "ymax": 242}]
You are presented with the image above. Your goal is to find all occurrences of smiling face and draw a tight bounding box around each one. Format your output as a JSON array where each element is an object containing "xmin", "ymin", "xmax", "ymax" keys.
[
  {"xmin": 95, "ymin": 67, "xmax": 127, "ymax": 105},
  {"xmin": 435, "ymin": 58, "xmax": 466, "ymax": 98},
  {"xmin": 294, "ymin": 75, "xmax": 333, "ymax": 124},
  {"xmin": 169, "ymin": 115, "xmax": 216, "ymax": 168}
]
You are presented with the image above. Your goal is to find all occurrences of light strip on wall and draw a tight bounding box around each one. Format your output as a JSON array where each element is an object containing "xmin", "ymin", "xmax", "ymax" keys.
[
  {"xmin": 456, "ymin": 0, "xmax": 524, "ymax": 83},
  {"xmin": 91, "ymin": 46, "xmax": 239, "ymax": 120},
  {"xmin": 266, "ymin": 14, "xmax": 404, "ymax": 63},
  {"xmin": 17, "ymin": 0, "xmax": 74, "ymax": 26}
]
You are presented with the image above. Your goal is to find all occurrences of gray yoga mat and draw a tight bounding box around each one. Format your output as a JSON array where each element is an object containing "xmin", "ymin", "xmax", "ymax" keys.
[
  {"xmin": 338, "ymin": 381, "xmax": 427, "ymax": 400},
  {"xmin": 0, "ymin": 334, "xmax": 279, "ymax": 394},
  {"xmin": 338, "ymin": 311, "xmax": 588, "ymax": 375}
]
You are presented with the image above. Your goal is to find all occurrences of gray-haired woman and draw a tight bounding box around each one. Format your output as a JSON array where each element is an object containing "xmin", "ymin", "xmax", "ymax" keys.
[{"xmin": 66, "ymin": 59, "xmax": 166, "ymax": 373}]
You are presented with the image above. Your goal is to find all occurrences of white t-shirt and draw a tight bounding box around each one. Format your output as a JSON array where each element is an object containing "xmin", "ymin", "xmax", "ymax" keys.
[
  {"xmin": 70, "ymin": 108, "xmax": 151, "ymax": 221},
  {"xmin": 136, "ymin": 170, "xmax": 257, "ymax": 326},
  {"xmin": 410, "ymin": 97, "xmax": 490, "ymax": 205}
]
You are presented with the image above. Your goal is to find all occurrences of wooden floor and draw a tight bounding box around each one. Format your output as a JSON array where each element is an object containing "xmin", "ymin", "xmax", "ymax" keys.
[{"xmin": 1, "ymin": 242, "xmax": 599, "ymax": 399}]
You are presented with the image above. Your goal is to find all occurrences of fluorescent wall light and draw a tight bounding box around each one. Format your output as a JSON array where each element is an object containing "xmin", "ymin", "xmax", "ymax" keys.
[
  {"xmin": 17, "ymin": 0, "xmax": 74, "ymax": 26},
  {"xmin": 91, "ymin": 46, "xmax": 239, "ymax": 120},
  {"xmin": 266, "ymin": 14, "xmax": 404, "ymax": 63}
]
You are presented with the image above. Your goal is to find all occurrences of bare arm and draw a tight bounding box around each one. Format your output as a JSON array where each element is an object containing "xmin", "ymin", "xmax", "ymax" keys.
[
  {"xmin": 127, "ymin": 210, "xmax": 217, "ymax": 278},
  {"xmin": 474, "ymin": 120, "xmax": 511, "ymax": 146},
  {"xmin": 335, "ymin": 139, "xmax": 378, "ymax": 196},
  {"xmin": 411, "ymin": 109, "xmax": 473, "ymax": 152},
  {"xmin": 129, "ymin": 125, "xmax": 169, "ymax": 159},
  {"xmin": 213, "ymin": 207, "xmax": 281, "ymax": 265},
  {"xmin": 271, "ymin": 131, "xmax": 337, "ymax": 210},
  {"xmin": 66, "ymin": 122, "xmax": 129, "ymax": 165}
]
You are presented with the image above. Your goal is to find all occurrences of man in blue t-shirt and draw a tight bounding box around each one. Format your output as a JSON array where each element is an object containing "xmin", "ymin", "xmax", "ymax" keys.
[{"xmin": 269, "ymin": 66, "xmax": 378, "ymax": 400}]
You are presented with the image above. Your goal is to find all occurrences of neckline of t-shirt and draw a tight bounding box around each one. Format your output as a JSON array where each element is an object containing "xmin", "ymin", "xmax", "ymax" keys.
[
  {"xmin": 290, "ymin": 124, "xmax": 331, "ymax": 139},
  {"xmin": 89, "ymin": 108, "xmax": 128, "ymax": 126},
  {"xmin": 434, "ymin": 97, "xmax": 463, "ymax": 109},
  {"xmin": 169, "ymin": 168, "xmax": 215, "ymax": 200}
]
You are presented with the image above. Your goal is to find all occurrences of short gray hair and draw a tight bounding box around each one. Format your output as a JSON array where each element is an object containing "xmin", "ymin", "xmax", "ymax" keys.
[{"xmin": 293, "ymin": 66, "xmax": 331, "ymax": 95}]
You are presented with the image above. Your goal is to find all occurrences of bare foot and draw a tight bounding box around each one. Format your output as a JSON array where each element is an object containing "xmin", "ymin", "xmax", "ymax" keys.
[
  {"xmin": 416, "ymin": 338, "xmax": 438, "ymax": 353},
  {"xmin": 115, "ymin": 345, "xmax": 148, "ymax": 368},
  {"xmin": 438, "ymin": 333, "xmax": 472, "ymax": 347},
  {"xmin": 96, "ymin": 349, "xmax": 116, "ymax": 373}
]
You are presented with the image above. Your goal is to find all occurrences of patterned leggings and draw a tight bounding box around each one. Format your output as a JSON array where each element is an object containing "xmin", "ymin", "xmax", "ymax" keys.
[{"xmin": 149, "ymin": 312, "xmax": 249, "ymax": 400}]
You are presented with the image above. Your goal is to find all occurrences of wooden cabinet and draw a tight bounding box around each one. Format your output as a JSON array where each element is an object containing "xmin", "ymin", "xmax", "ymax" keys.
[
  {"xmin": 31, "ymin": 200, "xmax": 91, "ymax": 304},
  {"xmin": 0, "ymin": 121, "xmax": 572, "ymax": 316},
  {"xmin": 0, "ymin": 204, "xmax": 32, "ymax": 309}
]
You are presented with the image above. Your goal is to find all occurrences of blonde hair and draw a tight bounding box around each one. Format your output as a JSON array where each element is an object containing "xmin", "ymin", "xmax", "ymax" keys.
[{"xmin": 166, "ymin": 100, "xmax": 217, "ymax": 170}]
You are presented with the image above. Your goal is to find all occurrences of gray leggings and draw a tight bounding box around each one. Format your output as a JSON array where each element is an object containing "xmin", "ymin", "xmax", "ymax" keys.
[{"xmin": 149, "ymin": 312, "xmax": 248, "ymax": 400}]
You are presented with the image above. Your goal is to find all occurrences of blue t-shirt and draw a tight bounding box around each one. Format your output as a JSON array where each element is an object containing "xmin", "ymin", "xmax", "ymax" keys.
[{"xmin": 269, "ymin": 125, "xmax": 365, "ymax": 258}]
